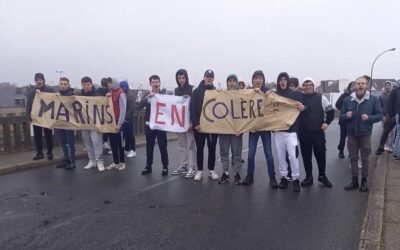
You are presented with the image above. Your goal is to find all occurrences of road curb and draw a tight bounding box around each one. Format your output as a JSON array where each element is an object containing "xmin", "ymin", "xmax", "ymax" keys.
[
  {"xmin": 359, "ymin": 153, "xmax": 387, "ymax": 250},
  {"xmin": 0, "ymin": 137, "xmax": 177, "ymax": 176}
]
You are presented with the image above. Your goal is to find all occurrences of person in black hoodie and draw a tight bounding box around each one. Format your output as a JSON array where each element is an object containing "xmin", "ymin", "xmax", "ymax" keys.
[
  {"xmin": 190, "ymin": 70, "xmax": 219, "ymax": 181},
  {"xmin": 99, "ymin": 77, "xmax": 112, "ymax": 155},
  {"xmin": 299, "ymin": 78, "xmax": 334, "ymax": 188},
  {"xmin": 274, "ymin": 72, "xmax": 305, "ymax": 192},
  {"xmin": 54, "ymin": 77, "xmax": 76, "ymax": 169},
  {"xmin": 335, "ymin": 81, "xmax": 355, "ymax": 158},
  {"xmin": 172, "ymin": 69, "xmax": 197, "ymax": 178},
  {"xmin": 26, "ymin": 73, "xmax": 55, "ymax": 160}
]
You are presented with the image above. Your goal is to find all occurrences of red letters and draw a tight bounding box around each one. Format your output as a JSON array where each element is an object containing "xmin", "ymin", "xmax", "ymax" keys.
[
  {"xmin": 171, "ymin": 105, "xmax": 185, "ymax": 127},
  {"xmin": 155, "ymin": 102, "xmax": 166, "ymax": 125}
]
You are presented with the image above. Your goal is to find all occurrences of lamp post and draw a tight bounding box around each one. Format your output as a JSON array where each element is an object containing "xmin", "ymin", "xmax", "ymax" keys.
[
  {"xmin": 370, "ymin": 48, "xmax": 396, "ymax": 91},
  {"xmin": 55, "ymin": 70, "xmax": 64, "ymax": 80}
]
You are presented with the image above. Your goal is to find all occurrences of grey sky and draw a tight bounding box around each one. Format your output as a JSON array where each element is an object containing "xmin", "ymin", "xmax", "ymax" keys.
[{"xmin": 1, "ymin": 0, "xmax": 399, "ymax": 89}]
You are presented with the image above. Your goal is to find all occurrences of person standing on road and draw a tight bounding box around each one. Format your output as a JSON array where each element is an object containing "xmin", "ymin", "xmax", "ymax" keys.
[
  {"xmin": 190, "ymin": 70, "xmax": 219, "ymax": 181},
  {"xmin": 274, "ymin": 72, "xmax": 306, "ymax": 192},
  {"xmin": 376, "ymin": 81, "xmax": 396, "ymax": 154},
  {"xmin": 341, "ymin": 75, "xmax": 382, "ymax": 192},
  {"xmin": 386, "ymin": 82, "xmax": 400, "ymax": 160},
  {"xmin": 172, "ymin": 69, "xmax": 197, "ymax": 178},
  {"xmin": 26, "ymin": 73, "xmax": 55, "ymax": 161},
  {"xmin": 80, "ymin": 77, "xmax": 105, "ymax": 172},
  {"xmin": 138, "ymin": 75, "xmax": 169, "ymax": 176},
  {"xmin": 99, "ymin": 77, "xmax": 112, "ymax": 155},
  {"xmin": 298, "ymin": 78, "xmax": 334, "ymax": 188},
  {"xmin": 54, "ymin": 77, "xmax": 76, "ymax": 170},
  {"xmin": 218, "ymin": 74, "xmax": 243, "ymax": 185},
  {"xmin": 241, "ymin": 70, "xmax": 277, "ymax": 188},
  {"xmin": 119, "ymin": 81, "xmax": 137, "ymax": 158}
]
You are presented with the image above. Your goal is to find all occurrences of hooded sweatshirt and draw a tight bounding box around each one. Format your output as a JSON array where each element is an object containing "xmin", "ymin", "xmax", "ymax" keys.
[
  {"xmin": 174, "ymin": 69, "xmax": 194, "ymax": 96},
  {"xmin": 26, "ymin": 81, "xmax": 54, "ymax": 120},
  {"xmin": 59, "ymin": 87, "xmax": 75, "ymax": 96},
  {"xmin": 190, "ymin": 80, "xmax": 215, "ymax": 128},
  {"xmin": 119, "ymin": 81, "xmax": 135, "ymax": 122},
  {"xmin": 250, "ymin": 70, "xmax": 269, "ymax": 93},
  {"xmin": 276, "ymin": 72, "xmax": 305, "ymax": 133},
  {"xmin": 110, "ymin": 78, "xmax": 126, "ymax": 129}
]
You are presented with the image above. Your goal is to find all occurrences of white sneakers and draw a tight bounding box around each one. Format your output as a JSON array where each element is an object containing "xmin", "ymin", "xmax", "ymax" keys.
[
  {"xmin": 194, "ymin": 170, "xmax": 203, "ymax": 181},
  {"xmin": 209, "ymin": 170, "xmax": 219, "ymax": 180},
  {"xmin": 184, "ymin": 168, "xmax": 196, "ymax": 178},
  {"xmin": 84, "ymin": 160, "xmax": 96, "ymax": 170},
  {"xmin": 106, "ymin": 162, "xmax": 118, "ymax": 170},
  {"xmin": 97, "ymin": 161, "xmax": 105, "ymax": 172},
  {"xmin": 126, "ymin": 150, "xmax": 136, "ymax": 158},
  {"xmin": 117, "ymin": 163, "xmax": 126, "ymax": 171}
]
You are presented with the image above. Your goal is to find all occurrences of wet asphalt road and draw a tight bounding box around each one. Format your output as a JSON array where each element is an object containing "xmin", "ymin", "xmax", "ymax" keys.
[{"xmin": 0, "ymin": 121, "xmax": 381, "ymax": 250}]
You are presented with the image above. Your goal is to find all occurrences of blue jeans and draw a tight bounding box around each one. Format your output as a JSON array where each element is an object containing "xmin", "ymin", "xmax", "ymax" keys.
[
  {"xmin": 393, "ymin": 114, "xmax": 400, "ymax": 156},
  {"xmin": 247, "ymin": 131, "xmax": 275, "ymax": 177},
  {"xmin": 56, "ymin": 129, "xmax": 75, "ymax": 162}
]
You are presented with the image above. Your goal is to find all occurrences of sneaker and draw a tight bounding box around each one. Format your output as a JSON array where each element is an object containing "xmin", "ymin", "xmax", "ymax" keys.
[
  {"xmin": 194, "ymin": 170, "xmax": 203, "ymax": 181},
  {"xmin": 56, "ymin": 159, "xmax": 68, "ymax": 168},
  {"xmin": 338, "ymin": 151, "xmax": 345, "ymax": 158},
  {"xmin": 358, "ymin": 159, "xmax": 362, "ymax": 169},
  {"xmin": 209, "ymin": 170, "xmax": 219, "ymax": 180},
  {"xmin": 33, "ymin": 154, "xmax": 44, "ymax": 160},
  {"xmin": 269, "ymin": 176, "xmax": 279, "ymax": 189},
  {"xmin": 47, "ymin": 153, "xmax": 54, "ymax": 160},
  {"xmin": 162, "ymin": 168, "xmax": 168, "ymax": 176},
  {"xmin": 117, "ymin": 163, "xmax": 126, "ymax": 171},
  {"xmin": 65, "ymin": 162, "xmax": 76, "ymax": 170},
  {"xmin": 103, "ymin": 142, "xmax": 111, "ymax": 150},
  {"xmin": 126, "ymin": 150, "xmax": 136, "ymax": 158},
  {"xmin": 293, "ymin": 179, "xmax": 301, "ymax": 192},
  {"xmin": 279, "ymin": 177, "xmax": 288, "ymax": 189},
  {"xmin": 106, "ymin": 163, "xmax": 118, "ymax": 170},
  {"xmin": 172, "ymin": 166, "xmax": 188, "ymax": 175},
  {"xmin": 241, "ymin": 175, "xmax": 254, "ymax": 186},
  {"xmin": 318, "ymin": 175, "xmax": 333, "ymax": 188},
  {"xmin": 184, "ymin": 168, "xmax": 196, "ymax": 178},
  {"xmin": 218, "ymin": 172, "xmax": 230, "ymax": 184},
  {"xmin": 234, "ymin": 173, "xmax": 242, "ymax": 185},
  {"xmin": 301, "ymin": 176, "xmax": 314, "ymax": 187},
  {"xmin": 376, "ymin": 147, "xmax": 384, "ymax": 155},
  {"xmin": 141, "ymin": 167, "xmax": 152, "ymax": 175},
  {"xmin": 97, "ymin": 161, "xmax": 105, "ymax": 172},
  {"xmin": 84, "ymin": 160, "xmax": 96, "ymax": 170}
]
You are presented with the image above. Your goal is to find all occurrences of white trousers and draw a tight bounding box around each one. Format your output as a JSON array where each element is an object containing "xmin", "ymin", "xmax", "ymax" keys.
[
  {"xmin": 274, "ymin": 131, "xmax": 300, "ymax": 180},
  {"xmin": 177, "ymin": 131, "xmax": 196, "ymax": 169}
]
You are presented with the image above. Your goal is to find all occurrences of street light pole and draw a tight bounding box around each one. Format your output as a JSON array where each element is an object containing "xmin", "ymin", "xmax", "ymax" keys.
[
  {"xmin": 55, "ymin": 70, "xmax": 64, "ymax": 80},
  {"xmin": 370, "ymin": 48, "xmax": 396, "ymax": 91}
]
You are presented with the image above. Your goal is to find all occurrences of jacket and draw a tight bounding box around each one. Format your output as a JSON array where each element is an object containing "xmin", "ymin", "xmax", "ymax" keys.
[
  {"xmin": 190, "ymin": 80, "xmax": 215, "ymax": 128},
  {"xmin": 26, "ymin": 84, "xmax": 54, "ymax": 120}
]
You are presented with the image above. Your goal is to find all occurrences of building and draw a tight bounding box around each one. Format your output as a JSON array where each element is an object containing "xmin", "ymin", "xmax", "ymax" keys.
[{"xmin": 0, "ymin": 83, "xmax": 30, "ymax": 117}]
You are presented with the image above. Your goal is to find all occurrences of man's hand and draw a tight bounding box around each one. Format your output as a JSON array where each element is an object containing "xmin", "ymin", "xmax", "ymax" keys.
[
  {"xmin": 295, "ymin": 102, "xmax": 305, "ymax": 111},
  {"xmin": 183, "ymin": 94, "xmax": 190, "ymax": 98},
  {"xmin": 36, "ymin": 89, "xmax": 41, "ymax": 93},
  {"xmin": 194, "ymin": 125, "xmax": 200, "ymax": 131},
  {"xmin": 321, "ymin": 123, "xmax": 329, "ymax": 131},
  {"xmin": 105, "ymin": 93, "xmax": 111, "ymax": 97},
  {"xmin": 188, "ymin": 124, "xmax": 193, "ymax": 132},
  {"xmin": 254, "ymin": 88, "xmax": 260, "ymax": 93},
  {"xmin": 361, "ymin": 114, "xmax": 369, "ymax": 121},
  {"xmin": 346, "ymin": 111, "xmax": 353, "ymax": 119},
  {"xmin": 146, "ymin": 92, "xmax": 155, "ymax": 99}
]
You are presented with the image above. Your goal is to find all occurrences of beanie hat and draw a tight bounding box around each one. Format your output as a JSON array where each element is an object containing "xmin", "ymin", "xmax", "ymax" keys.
[
  {"xmin": 34, "ymin": 73, "xmax": 45, "ymax": 81},
  {"xmin": 119, "ymin": 81, "xmax": 129, "ymax": 92},
  {"xmin": 302, "ymin": 77, "xmax": 320, "ymax": 89}
]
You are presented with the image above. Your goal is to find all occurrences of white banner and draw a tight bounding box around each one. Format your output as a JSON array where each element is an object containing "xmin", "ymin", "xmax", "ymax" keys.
[{"xmin": 149, "ymin": 94, "xmax": 190, "ymax": 132}]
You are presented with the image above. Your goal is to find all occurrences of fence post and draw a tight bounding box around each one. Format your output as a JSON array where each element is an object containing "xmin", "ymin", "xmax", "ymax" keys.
[{"xmin": 3, "ymin": 124, "xmax": 11, "ymax": 153}]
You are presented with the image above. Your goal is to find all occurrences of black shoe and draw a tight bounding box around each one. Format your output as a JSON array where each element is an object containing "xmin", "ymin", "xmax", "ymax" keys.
[
  {"xmin": 65, "ymin": 162, "xmax": 76, "ymax": 170},
  {"xmin": 162, "ymin": 168, "xmax": 168, "ymax": 176},
  {"xmin": 141, "ymin": 167, "xmax": 152, "ymax": 175},
  {"xmin": 293, "ymin": 179, "xmax": 301, "ymax": 192},
  {"xmin": 269, "ymin": 176, "xmax": 278, "ymax": 189},
  {"xmin": 338, "ymin": 151, "xmax": 345, "ymax": 158},
  {"xmin": 218, "ymin": 172, "xmax": 230, "ymax": 184},
  {"xmin": 359, "ymin": 178, "xmax": 369, "ymax": 192},
  {"xmin": 376, "ymin": 148, "xmax": 384, "ymax": 155},
  {"xmin": 234, "ymin": 173, "xmax": 242, "ymax": 185},
  {"xmin": 33, "ymin": 154, "xmax": 44, "ymax": 160},
  {"xmin": 56, "ymin": 159, "xmax": 68, "ymax": 168},
  {"xmin": 47, "ymin": 153, "xmax": 54, "ymax": 160},
  {"xmin": 301, "ymin": 176, "xmax": 314, "ymax": 187},
  {"xmin": 318, "ymin": 175, "xmax": 333, "ymax": 188},
  {"xmin": 241, "ymin": 175, "xmax": 254, "ymax": 186},
  {"xmin": 279, "ymin": 177, "xmax": 288, "ymax": 189},
  {"xmin": 344, "ymin": 177, "xmax": 359, "ymax": 190}
]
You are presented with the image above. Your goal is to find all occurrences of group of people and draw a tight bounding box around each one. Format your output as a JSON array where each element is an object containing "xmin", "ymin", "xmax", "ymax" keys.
[{"xmin": 26, "ymin": 70, "xmax": 383, "ymax": 193}]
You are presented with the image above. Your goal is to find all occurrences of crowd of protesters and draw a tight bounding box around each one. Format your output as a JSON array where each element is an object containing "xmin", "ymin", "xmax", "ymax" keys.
[{"xmin": 27, "ymin": 70, "xmax": 387, "ymax": 193}]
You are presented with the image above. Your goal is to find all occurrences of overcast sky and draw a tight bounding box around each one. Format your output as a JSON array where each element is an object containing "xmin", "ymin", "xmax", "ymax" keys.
[{"xmin": 1, "ymin": 0, "xmax": 399, "ymax": 89}]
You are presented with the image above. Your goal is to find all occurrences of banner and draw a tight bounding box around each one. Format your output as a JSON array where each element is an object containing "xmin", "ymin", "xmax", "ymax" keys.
[
  {"xmin": 199, "ymin": 89, "xmax": 300, "ymax": 134},
  {"xmin": 149, "ymin": 94, "xmax": 190, "ymax": 132},
  {"xmin": 31, "ymin": 92, "xmax": 117, "ymax": 133}
]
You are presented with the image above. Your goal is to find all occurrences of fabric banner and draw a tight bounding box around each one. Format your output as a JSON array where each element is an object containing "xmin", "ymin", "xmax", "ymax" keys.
[
  {"xmin": 149, "ymin": 94, "xmax": 190, "ymax": 132},
  {"xmin": 199, "ymin": 89, "xmax": 300, "ymax": 134},
  {"xmin": 31, "ymin": 92, "xmax": 117, "ymax": 133}
]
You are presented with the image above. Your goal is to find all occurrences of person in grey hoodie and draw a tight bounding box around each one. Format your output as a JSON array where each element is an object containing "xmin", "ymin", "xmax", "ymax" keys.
[
  {"xmin": 218, "ymin": 74, "xmax": 243, "ymax": 185},
  {"xmin": 105, "ymin": 78, "xmax": 127, "ymax": 171}
]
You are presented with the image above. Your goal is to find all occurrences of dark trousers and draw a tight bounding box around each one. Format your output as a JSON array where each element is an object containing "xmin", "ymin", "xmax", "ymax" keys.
[
  {"xmin": 108, "ymin": 132, "xmax": 124, "ymax": 164},
  {"xmin": 348, "ymin": 135, "xmax": 371, "ymax": 178},
  {"xmin": 56, "ymin": 129, "xmax": 75, "ymax": 162},
  {"xmin": 123, "ymin": 121, "xmax": 136, "ymax": 151},
  {"xmin": 103, "ymin": 133, "xmax": 110, "ymax": 143},
  {"xmin": 338, "ymin": 123, "xmax": 347, "ymax": 152},
  {"xmin": 379, "ymin": 118, "xmax": 396, "ymax": 149},
  {"xmin": 145, "ymin": 125, "xmax": 168, "ymax": 168},
  {"xmin": 194, "ymin": 131, "xmax": 218, "ymax": 171},
  {"xmin": 299, "ymin": 131, "xmax": 327, "ymax": 178},
  {"xmin": 33, "ymin": 125, "xmax": 53, "ymax": 155}
]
